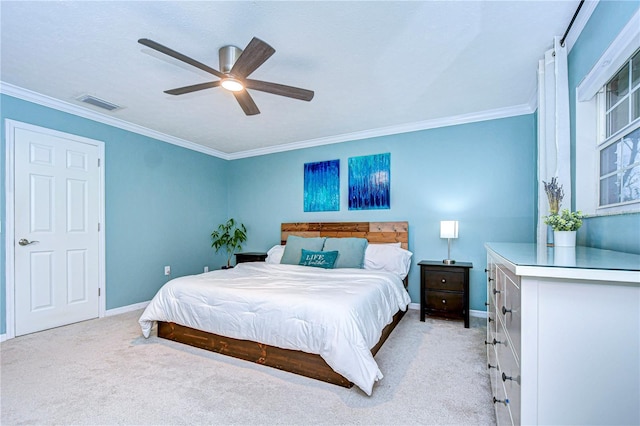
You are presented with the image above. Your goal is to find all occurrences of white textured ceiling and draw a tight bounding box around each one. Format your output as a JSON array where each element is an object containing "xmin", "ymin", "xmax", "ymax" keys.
[{"xmin": 0, "ymin": 1, "xmax": 581, "ymax": 158}]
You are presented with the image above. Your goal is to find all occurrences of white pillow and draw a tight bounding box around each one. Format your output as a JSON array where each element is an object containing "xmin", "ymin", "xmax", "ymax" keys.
[
  {"xmin": 265, "ymin": 244, "xmax": 285, "ymax": 264},
  {"xmin": 364, "ymin": 244, "xmax": 412, "ymax": 280}
]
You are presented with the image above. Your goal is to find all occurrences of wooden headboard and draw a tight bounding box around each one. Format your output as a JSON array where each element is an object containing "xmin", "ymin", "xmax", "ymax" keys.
[{"xmin": 281, "ymin": 221, "xmax": 409, "ymax": 249}]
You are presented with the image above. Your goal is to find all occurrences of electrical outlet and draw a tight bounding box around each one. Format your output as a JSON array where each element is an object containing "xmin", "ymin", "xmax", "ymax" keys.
[
  {"xmin": 164, "ymin": 265, "xmax": 171, "ymax": 276},
  {"xmin": 204, "ymin": 266, "xmax": 209, "ymax": 273}
]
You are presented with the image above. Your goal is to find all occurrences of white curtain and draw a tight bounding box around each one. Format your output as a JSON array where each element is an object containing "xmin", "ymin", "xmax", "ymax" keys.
[{"xmin": 537, "ymin": 36, "xmax": 571, "ymax": 245}]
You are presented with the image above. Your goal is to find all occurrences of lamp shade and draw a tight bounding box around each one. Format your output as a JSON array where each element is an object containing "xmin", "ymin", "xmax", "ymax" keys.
[{"xmin": 440, "ymin": 220, "xmax": 459, "ymax": 239}]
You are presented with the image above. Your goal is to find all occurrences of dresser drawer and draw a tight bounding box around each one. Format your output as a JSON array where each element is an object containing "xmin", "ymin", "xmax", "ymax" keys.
[
  {"xmin": 424, "ymin": 270, "xmax": 464, "ymax": 292},
  {"xmin": 487, "ymin": 302, "xmax": 497, "ymax": 341},
  {"xmin": 496, "ymin": 322, "xmax": 521, "ymax": 425},
  {"xmin": 502, "ymin": 274, "xmax": 521, "ymax": 360},
  {"xmin": 425, "ymin": 291, "xmax": 464, "ymax": 317},
  {"xmin": 491, "ymin": 364, "xmax": 514, "ymax": 425}
]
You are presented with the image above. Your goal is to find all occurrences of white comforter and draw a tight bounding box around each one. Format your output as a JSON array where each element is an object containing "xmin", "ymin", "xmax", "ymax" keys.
[{"xmin": 139, "ymin": 262, "xmax": 411, "ymax": 395}]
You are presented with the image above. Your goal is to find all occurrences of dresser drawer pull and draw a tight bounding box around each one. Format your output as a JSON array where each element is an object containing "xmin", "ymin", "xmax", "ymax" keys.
[
  {"xmin": 502, "ymin": 372, "xmax": 521, "ymax": 384},
  {"xmin": 484, "ymin": 338, "xmax": 502, "ymax": 346},
  {"xmin": 488, "ymin": 277, "xmax": 494, "ymax": 282},
  {"xmin": 488, "ymin": 363, "xmax": 498, "ymax": 370},
  {"xmin": 484, "ymin": 302, "xmax": 490, "ymax": 307},
  {"xmin": 493, "ymin": 397, "xmax": 509, "ymax": 406},
  {"xmin": 492, "ymin": 288, "xmax": 500, "ymax": 295},
  {"xmin": 488, "ymin": 317, "xmax": 493, "ymax": 323},
  {"xmin": 501, "ymin": 306, "xmax": 512, "ymax": 315}
]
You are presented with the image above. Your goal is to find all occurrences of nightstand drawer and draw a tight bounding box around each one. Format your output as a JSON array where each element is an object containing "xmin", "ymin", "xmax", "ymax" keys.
[
  {"xmin": 425, "ymin": 291, "xmax": 464, "ymax": 316},
  {"xmin": 424, "ymin": 270, "xmax": 464, "ymax": 292}
]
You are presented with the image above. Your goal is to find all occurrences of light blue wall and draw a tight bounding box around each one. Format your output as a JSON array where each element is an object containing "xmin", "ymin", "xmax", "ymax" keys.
[
  {"xmin": 227, "ymin": 115, "xmax": 537, "ymax": 311},
  {"xmin": 0, "ymin": 94, "xmax": 229, "ymax": 334},
  {"xmin": 569, "ymin": 0, "xmax": 640, "ymax": 254}
]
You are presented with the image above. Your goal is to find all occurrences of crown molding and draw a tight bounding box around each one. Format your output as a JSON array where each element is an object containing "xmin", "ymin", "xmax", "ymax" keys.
[
  {"xmin": 228, "ymin": 102, "xmax": 535, "ymax": 160},
  {"xmin": 0, "ymin": 82, "xmax": 231, "ymax": 160},
  {"xmin": 2, "ymin": 82, "xmax": 534, "ymax": 161}
]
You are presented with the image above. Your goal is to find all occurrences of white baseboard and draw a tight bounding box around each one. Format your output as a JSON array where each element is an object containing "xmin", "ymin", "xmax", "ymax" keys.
[
  {"xmin": 470, "ymin": 309, "xmax": 488, "ymax": 319},
  {"xmin": 105, "ymin": 301, "xmax": 150, "ymax": 317},
  {"xmin": 408, "ymin": 302, "xmax": 420, "ymax": 310},
  {"xmin": 0, "ymin": 302, "xmax": 150, "ymax": 342}
]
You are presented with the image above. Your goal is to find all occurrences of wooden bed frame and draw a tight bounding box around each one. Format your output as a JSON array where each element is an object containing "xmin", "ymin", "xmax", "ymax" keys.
[{"xmin": 157, "ymin": 221, "xmax": 409, "ymax": 389}]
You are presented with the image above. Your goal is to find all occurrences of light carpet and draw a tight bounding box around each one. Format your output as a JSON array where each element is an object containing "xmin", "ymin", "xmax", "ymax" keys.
[{"xmin": 1, "ymin": 309, "xmax": 496, "ymax": 425}]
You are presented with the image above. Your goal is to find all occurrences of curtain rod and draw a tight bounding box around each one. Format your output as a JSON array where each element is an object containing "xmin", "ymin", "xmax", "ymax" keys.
[{"xmin": 560, "ymin": 0, "xmax": 585, "ymax": 47}]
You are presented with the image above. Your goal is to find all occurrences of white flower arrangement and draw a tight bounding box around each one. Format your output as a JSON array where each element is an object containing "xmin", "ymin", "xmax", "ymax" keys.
[{"xmin": 544, "ymin": 208, "xmax": 584, "ymax": 231}]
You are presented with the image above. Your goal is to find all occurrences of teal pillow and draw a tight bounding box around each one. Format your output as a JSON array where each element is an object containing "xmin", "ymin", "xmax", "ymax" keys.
[
  {"xmin": 299, "ymin": 249, "xmax": 338, "ymax": 269},
  {"xmin": 280, "ymin": 235, "xmax": 326, "ymax": 265},
  {"xmin": 323, "ymin": 237, "xmax": 368, "ymax": 268}
]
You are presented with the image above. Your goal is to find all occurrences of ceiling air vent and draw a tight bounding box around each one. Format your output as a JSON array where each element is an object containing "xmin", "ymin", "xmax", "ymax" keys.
[{"xmin": 76, "ymin": 95, "xmax": 122, "ymax": 111}]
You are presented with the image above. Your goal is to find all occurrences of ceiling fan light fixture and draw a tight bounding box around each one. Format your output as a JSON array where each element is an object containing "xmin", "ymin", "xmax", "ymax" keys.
[{"xmin": 221, "ymin": 78, "xmax": 244, "ymax": 92}]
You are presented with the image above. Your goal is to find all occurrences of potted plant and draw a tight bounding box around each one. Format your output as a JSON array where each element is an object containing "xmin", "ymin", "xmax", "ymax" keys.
[
  {"xmin": 211, "ymin": 218, "xmax": 247, "ymax": 268},
  {"xmin": 544, "ymin": 209, "xmax": 584, "ymax": 247}
]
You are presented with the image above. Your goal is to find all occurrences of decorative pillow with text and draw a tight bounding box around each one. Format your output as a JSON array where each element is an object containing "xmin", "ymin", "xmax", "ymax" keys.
[{"xmin": 299, "ymin": 249, "xmax": 338, "ymax": 269}]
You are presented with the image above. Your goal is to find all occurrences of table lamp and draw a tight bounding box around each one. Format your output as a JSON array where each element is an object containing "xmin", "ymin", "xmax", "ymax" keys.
[{"xmin": 440, "ymin": 220, "xmax": 458, "ymax": 264}]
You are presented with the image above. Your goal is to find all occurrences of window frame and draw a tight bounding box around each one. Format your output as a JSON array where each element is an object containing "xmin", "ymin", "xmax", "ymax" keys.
[
  {"xmin": 575, "ymin": 9, "xmax": 640, "ymax": 217},
  {"xmin": 595, "ymin": 52, "xmax": 640, "ymax": 209}
]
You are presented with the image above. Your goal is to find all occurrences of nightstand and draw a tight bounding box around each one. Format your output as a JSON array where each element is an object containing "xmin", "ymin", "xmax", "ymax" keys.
[
  {"xmin": 419, "ymin": 260, "xmax": 473, "ymax": 328},
  {"xmin": 235, "ymin": 252, "xmax": 268, "ymax": 264}
]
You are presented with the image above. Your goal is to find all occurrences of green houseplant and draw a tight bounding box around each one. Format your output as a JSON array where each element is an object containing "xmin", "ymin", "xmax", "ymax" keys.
[
  {"xmin": 544, "ymin": 209, "xmax": 584, "ymax": 247},
  {"xmin": 211, "ymin": 218, "xmax": 247, "ymax": 268},
  {"xmin": 544, "ymin": 208, "xmax": 584, "ymax": 231}
]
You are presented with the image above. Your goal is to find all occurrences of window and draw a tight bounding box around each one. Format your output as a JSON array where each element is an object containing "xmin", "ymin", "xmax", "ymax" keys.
[
  {"xmin": 598, "ymin": 49, "xmax": 640, "ymax": 208},
  {"xmin": 575, "ymin": 10, "xmax": 639, "ymax": 216}
]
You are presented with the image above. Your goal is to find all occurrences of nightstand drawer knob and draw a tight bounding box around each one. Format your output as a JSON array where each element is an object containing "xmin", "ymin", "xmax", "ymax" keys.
[
  {"xmin": 441, "ymin": 278, "xmax": 446, "ymax": 283},
  {"xmin": 442, "ymin": 299, "xmax": 446, "ymax": 304}
]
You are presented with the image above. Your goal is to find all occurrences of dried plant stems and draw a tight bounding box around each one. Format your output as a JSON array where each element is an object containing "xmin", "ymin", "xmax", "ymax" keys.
[{"xmin": 543, "ymin": 177, "xmax": 564, "ymax": 214}]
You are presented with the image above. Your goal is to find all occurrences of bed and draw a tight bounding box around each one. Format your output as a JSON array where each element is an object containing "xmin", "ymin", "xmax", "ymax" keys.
[{"xmin": 139, "ymin": 221, "xmax": 411, "ymax": 395}]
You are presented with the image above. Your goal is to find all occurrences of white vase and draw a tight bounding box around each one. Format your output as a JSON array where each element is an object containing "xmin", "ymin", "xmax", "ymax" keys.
[{"xmin": 554, "ymin": 230, "xmax": 576, "ymax": 247}]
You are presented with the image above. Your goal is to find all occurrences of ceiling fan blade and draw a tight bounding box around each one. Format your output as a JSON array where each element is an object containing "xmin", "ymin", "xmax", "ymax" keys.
[
  {"xmin": 164, "ymin": 81, "xmax": 221, "ymax": 95},
  {"xmin": 230, "ymin": 37, "xmax": 276, "ymax": 78},
  {"xmin": 244, "ymin": 79, "xmax": 314, "ymax": 101},
  {"xmin": 138, "ymin": 38, "xmax": 224, "ymax": 79},
  {"xmin": 232, "ymin": 90, "xmax": 260, "ymax": 115}
]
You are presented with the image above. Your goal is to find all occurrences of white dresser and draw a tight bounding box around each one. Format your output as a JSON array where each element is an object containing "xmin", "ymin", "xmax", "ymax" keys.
[{"xmin": 485, "ymin": 243, "xmax": 640, "ymax": 425}]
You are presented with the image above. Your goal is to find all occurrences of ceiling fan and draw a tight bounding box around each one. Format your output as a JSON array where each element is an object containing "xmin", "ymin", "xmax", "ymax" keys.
[{"xmin": 138, "ymin": 37, "xmax": 314, "ymax": 116}]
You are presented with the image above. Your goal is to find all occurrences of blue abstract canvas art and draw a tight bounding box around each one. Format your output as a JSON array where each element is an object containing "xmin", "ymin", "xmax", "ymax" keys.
[
  {"xmin": 304, "ymin": 159, "xmax": 340, "ymax": 212},
  {"xmin": 348, "ymin": 153, "xmax": 390, "ymax": 210}
]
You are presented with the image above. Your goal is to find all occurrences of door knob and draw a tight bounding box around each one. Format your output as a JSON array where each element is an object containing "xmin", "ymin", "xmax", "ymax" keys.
[{"xmin": 18, "ymin": 239, "xmax": 39, "ymax": 246}]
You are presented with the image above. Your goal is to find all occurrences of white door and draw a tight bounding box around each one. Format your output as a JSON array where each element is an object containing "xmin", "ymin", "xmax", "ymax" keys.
[{"xmin": 14, "ymin": 126, "xmax": 101, "ymax": 336}]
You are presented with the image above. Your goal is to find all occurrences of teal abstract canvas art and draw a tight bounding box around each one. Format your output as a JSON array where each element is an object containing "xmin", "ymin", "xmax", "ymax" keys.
[
  {"xmin": 304, "ymin": 159, "xmax": 340, "ymax": 212},
  {"xmin": 348, "ymin": 153, "xmax": 390, "ymax": 210}
]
